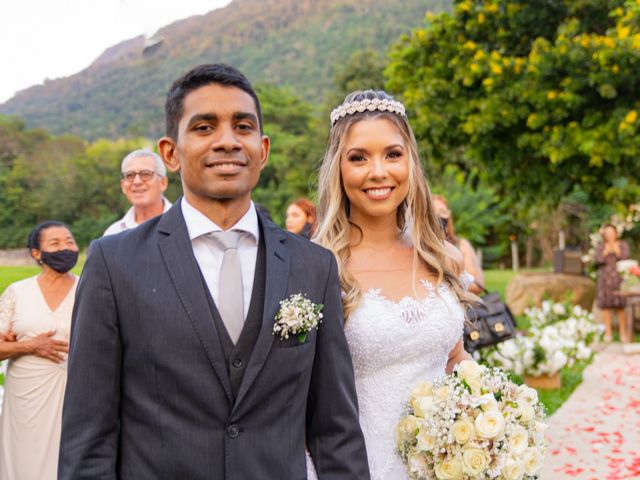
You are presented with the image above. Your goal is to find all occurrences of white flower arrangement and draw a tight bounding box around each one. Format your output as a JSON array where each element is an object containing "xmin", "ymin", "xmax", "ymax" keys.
[
  {"xmin": 476, "ymin": 301, "xmax": 603, "ymax": 377},
  {"xmin": 616, "ymin": 259, "xmax": 640, "ymax": 288},
  {"xmin": 397, "ymin": 360, "xmax": 547, "ymax": 480},
  {"xmin": 272, "ymin": 293, "xmax": 323, "ymax": 343}
]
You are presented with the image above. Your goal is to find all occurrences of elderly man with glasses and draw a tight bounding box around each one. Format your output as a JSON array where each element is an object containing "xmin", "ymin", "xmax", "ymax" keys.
[{"xmin": 103, "ymin": 149, "xmax": 172, "ymax": 236}]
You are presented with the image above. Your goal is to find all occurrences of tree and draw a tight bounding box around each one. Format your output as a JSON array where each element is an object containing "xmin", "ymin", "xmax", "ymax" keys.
[{"xmin": 386, "ymin": 0, "xmax": 640, "ymax": 211}]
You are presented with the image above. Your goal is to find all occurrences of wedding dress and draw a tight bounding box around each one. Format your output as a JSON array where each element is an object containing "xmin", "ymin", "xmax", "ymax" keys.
[{"xmin": 307, "ymin": 279, "xmax": 465, "ymax": 479}]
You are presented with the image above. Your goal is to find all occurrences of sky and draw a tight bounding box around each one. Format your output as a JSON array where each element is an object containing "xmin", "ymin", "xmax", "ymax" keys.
[{"xmin": 0, "ymin": 0, "xmax": 232, "ymax": 103}]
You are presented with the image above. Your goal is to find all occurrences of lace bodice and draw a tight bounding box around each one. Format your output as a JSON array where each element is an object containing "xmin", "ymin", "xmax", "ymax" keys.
[{"xmin": 307, "ymin": 280, "xmax": 465, "ymax": 479}]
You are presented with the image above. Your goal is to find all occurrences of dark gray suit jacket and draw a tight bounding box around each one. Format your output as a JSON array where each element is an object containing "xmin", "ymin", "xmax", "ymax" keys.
[{"xmin": 59, "ymin": 201, "xmax": 369, "ymax": 479}]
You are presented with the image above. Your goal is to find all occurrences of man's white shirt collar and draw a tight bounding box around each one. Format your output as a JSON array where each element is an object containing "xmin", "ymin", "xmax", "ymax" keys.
[
  {"xmin": 121, "ymin": 196, "xmax": 172, "ymax": 230},
  {"xmin": 181, "ymin": 197, "xmax": 260, "ymax": 244}
]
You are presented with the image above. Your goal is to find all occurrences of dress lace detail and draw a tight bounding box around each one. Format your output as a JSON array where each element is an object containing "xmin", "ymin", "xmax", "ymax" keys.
[
  {"xmin": 307, "ymin": 280, "xmax": 464, "ymax": 479},
  {"xmin": 0, "ymin": 284, "xmax": 16, "ymax": 333}
]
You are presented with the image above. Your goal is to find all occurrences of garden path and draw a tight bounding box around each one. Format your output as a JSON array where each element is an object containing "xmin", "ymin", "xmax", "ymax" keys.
[{"xmin": 541, "ymin": 344, "xmax": 640, "ymax": 480}]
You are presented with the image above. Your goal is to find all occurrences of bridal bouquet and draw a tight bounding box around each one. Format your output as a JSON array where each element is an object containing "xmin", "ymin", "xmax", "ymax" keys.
[{"xmin": 396, "ymin": 361, "xmax": 547, "ymax": 480}]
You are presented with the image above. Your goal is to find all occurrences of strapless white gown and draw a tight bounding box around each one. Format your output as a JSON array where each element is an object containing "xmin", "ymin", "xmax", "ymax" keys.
[{"xmin": 307, "ymin": 280, "xmax": 465, "ymax": 479}]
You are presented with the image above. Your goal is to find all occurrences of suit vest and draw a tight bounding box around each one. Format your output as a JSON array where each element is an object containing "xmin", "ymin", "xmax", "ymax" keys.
[{"xmin": 198, "ymin": 227, "xmax": 267, "ymax": 399}]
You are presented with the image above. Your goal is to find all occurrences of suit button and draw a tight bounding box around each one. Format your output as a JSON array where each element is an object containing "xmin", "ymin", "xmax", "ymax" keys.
[
  {"xmin": 232, "ymin": 358, "xmax": 243, "ymax": 368},
  {"xmin": 227, "ymin": 424, "xmax": 240, "ymax": 438}
]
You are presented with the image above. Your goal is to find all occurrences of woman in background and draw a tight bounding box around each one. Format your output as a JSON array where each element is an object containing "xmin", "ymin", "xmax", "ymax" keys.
[
  {"xmin": 432, "ymin": 194, "xmax": 485, "ymax": 295},
  {"xmin": 285, "ymin": 198, "xmax": 317, "ymax": 239},
  {"xmin": 595, "ymin": 224, "xmax": 630, "ymax": 343},
  {"xmin": 0, "ymin": 220, "xmax": 79, "ymax": 479}
]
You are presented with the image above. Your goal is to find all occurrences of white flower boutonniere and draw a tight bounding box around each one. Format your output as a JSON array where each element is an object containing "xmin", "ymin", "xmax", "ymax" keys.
[{"xmin": 273, "ymin": 293, "xmax": 323, "ymax": 343}]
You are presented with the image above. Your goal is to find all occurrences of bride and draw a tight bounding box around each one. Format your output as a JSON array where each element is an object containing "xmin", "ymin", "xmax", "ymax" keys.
[{"xmin": 307, "ymin": 90, "xmax": 475, "ymax": 479}]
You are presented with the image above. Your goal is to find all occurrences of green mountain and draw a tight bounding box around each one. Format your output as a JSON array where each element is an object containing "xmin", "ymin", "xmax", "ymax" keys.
[{"xmin": 0, "ymin": 0, "xmax": 449, "ymax": 140}]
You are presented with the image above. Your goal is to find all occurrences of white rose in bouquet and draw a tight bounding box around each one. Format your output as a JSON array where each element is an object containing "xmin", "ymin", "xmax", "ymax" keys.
[
  {"xmin": 452, "ymin": 417, "xmax": 475, "ymax": 445},
  {"xmin": 522, "ymin": 447, "xmax": 544, "ymax": 476},
  {"xmin": 516, "ymin": 385, "xmax": 538, "ymax": 405},
  {"xmin": 516, "ymin": 404, "xmax": 536, "ymax": 425},
  {"xmin": 501, "ymin": 457, "xmax": 525, "ymax": 480},
  {"xmin": 416, "ymin": 428, "xmax": 437, "ymax": 452},
  {"xmin": 434, "ymin": 457, "xmax": 464, "ymax": 480},
  {"xmin": 475, "ymin": 411, "xmax": 505, "ymax": 439},
  {"xmin": 457, "ymin": 360, "xmax": 483, "ymax": 392},
  {"xmin": 508, "ymin": 426, "xmax": 529, "ymax": 455},
  {"xmin": 461, "ymin": 446, "xmax": 490, "ymax": 477},
  {"xmin": 413, "ymin": 396, "xmax": 434, "ymax": 418}
]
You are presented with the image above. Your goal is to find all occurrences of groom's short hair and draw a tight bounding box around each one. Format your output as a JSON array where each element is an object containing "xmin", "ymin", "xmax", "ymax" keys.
[{"xmin": 164, "ymin": 63, "xmax": 263, "ymax": 140}]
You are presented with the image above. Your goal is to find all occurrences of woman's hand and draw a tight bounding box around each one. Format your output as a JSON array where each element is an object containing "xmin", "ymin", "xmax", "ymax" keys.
[
  {"xmin": 0, "ymin": 331, "xmax": 17, "ymax": 342},
  {"xmin": 446, "ymin": 338, "xmax": 472, "ymax": 374},
  {"xmin": 26, "ymin": 331, "xmax": 69, "ymax": 363}
]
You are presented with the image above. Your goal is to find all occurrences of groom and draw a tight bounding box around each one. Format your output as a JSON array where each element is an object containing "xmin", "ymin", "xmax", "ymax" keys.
[{"xmin": 59, "ymin": 64, "xmax": 369, "ymax": 479}]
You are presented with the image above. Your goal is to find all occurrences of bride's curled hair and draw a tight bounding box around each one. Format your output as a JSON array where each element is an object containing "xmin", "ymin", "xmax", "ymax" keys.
[{"xmin": 314, "ymin": 90, "xmax": 476, "ymax": 319}]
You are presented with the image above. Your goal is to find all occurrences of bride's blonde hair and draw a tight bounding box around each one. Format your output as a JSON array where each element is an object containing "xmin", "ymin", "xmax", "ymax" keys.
[{"xmin": 314, "ymin": 90, "xmax": 475, "ymax": 319}]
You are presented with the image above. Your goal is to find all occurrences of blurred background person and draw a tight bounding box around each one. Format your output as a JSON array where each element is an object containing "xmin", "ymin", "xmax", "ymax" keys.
[
  {"xmin": 285, "ymin": 198, "xmax": 317, "ymax": 239},
  {"xmin": 103, "ymin": 149, "xmax": 172, "ymax": 236},
  {"xmin": 595, "ymin": 224, "xmax": 630, "ymax": 343},
  {"xmin": 0, "ymin": 221, "xmax": 79, "ymax": 479},
  {"xmin": 432, "ymin": 194, "xmax": 484, "ymax": 294}
]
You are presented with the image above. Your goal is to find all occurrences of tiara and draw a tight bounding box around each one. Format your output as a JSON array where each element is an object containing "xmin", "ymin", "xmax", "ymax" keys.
[{"xmin": 330, "ymin": 97, "xmax": 407, "ymax": 125}]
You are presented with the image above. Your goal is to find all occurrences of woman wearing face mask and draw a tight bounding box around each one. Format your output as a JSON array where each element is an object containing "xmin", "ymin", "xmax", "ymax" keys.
[
  {"xmin": 285, "ymin": 198, "xmax": 317, "ymax": 239},
  {"xmin": 432, "ymin": 195, "xmax": 485, "ymax": 295},
  {"xmin": 0, "ymin": 220, "xmax": 79, "ymax": 480}
]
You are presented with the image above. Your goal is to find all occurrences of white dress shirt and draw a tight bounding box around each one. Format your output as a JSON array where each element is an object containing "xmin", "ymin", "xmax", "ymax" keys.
[
  {"xmin": 103, "ymin": 197, "xmax": 172, "ymax": 236},
  {"xmin": 181, "ymin": 197, "xmax": 259, "ymax": 319}
]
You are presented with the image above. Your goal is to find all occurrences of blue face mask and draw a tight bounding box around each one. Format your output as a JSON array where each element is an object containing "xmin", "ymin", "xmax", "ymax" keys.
[{"xmin": 40, "ymin": 249, "xmax": 79, "ymax": 273}]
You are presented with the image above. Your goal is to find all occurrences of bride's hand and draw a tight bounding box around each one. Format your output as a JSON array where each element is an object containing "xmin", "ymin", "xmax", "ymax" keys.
[{"xmin": 446, "ymin": 339, "xmax": 472, "ymax": 374}]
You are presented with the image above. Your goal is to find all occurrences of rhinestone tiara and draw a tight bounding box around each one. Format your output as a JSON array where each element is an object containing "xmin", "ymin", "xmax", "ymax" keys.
[{"xmin": 330, "ymin": 97, "xmax": 407, "ymax": 125}]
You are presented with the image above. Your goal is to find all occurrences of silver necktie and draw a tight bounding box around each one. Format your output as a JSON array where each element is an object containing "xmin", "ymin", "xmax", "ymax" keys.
[{"xmin": 210, "ymin": 230, "xmax": 244, "ymax": 344}]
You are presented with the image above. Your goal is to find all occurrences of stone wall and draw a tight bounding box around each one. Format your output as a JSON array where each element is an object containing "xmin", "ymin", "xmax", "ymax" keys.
[
  {"xmin": 0, "ymin": 249, "xmax": 34, "ymax": 266},
  {"xmin": 505, "ymin": 272, "xmax": 595, "ymax": 315}
]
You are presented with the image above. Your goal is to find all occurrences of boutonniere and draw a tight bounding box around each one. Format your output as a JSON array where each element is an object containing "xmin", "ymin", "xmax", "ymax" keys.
[{"xmin": 273, "ymin": 293, "xmax": 323, "ymax": 343}]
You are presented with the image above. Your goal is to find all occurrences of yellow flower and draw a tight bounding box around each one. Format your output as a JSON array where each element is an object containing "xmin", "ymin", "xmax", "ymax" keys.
[
  {"xmin": 417, "ymin": 30, "xmax": 426, "ymax": 41},
  {"xmin": 559, "ymin": 45, "xmax": 567, "ymax": 54},
  {"xmin": 473, "ymin": 50, "xmax": 485, "ymax": 60},
  {"xmin": 463, "ymin": 40, "xmax": 477, "ymax": 50},
  {"xmin": 458, "ymin": 1, "xmax": 472, "ymax": 12},
  {"xmin": 580, "ymin": 37, "xmax": 591, "ymax": 48},
  {"xmin": 482, "ymin": 78, "xmax": 494, "ymax": 88},
  {"xmin": 603, "ymin": 37, "xmax": 616, "ymax": 48},
  {"xmin": 477, "ymin": 12, "xmax": 486, "ymax": 24},
  {"xmin": 612, "ymin": 64, "xmax": 620, "ymax": 74},
  {"xmin": 633, "ymin": 34, "xmax": 640, "ymax": 50},
  {"xmin": 547, "ymin": 90, "xmax": 558, "ymax": 100},
  {"xmin": 470, "ymin": 63, "xmax": 481, "ymax": 74},
  {"xmin": 625, "ymin": 110, "xmax": 638, "ymax": 123},
  {"xmin": 490, "ymin": 50, "xmax": 501, "ymax": 61},
  {"xmin": 618, "ymin": 26, "xmax": 631, "ymax": 40},
  {"xmin": 490, "ymin": 63, "xmax": 503, "ymax": 75},
  {"xmin": 486, "ymin": 3, "xmax": 499, "ymax": 13}
]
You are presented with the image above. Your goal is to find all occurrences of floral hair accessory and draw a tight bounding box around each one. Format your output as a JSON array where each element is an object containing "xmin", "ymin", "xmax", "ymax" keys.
[
  {"xmin": 273, "ymin": 293, "xmax": 323, "ymax": 343},
  {"xmin": 330, "ymin": 97, "xmax": 407, "ymax": 125}
]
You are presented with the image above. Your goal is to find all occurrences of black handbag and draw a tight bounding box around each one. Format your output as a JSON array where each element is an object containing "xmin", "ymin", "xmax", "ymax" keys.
[{"xmin": 464, "ymin": 285, "xmax": 517, "ymax": 353}]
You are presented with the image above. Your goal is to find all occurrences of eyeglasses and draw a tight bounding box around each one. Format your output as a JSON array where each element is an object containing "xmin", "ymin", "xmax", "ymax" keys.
[{"xmin": 121, "ymin": 170, "xmax": 158, "ymax": 182}]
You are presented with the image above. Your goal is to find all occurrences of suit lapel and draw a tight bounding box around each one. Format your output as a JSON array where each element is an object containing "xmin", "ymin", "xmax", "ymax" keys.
[
  {"xmin": 157, "ymin": 202, "xmax": 234, "ymax": 403},
  {"xmin": 233, "ymin": 217, "xmax": 290, "ymax": 409}
]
